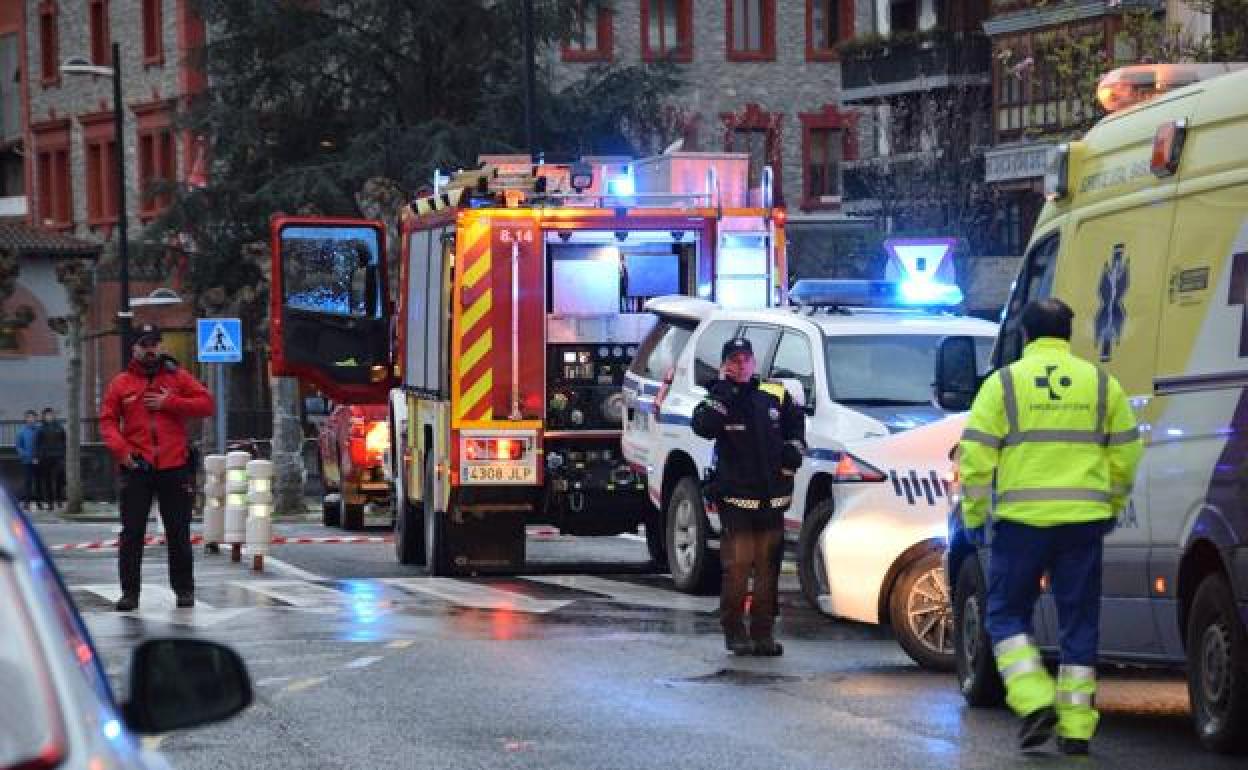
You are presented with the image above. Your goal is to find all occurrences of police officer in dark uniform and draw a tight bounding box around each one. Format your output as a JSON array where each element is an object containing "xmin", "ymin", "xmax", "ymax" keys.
[{"xmin": 693, "ymin": 336, "xmax": 805, "ymax": 656}]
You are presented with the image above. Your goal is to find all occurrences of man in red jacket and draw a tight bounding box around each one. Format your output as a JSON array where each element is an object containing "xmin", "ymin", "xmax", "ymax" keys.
[{"xmin": 100, "ymin": 324, "xmax": 214, "ymax": 611}]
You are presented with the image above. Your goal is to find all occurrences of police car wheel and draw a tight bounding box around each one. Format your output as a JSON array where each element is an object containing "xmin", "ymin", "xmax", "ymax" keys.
[
  {"xmin": 665, "ymin": 478, "xmax": 721, "ymax": 595},
  {"xmin": 889, "ymin": 551, "xmax": 955, "ymax": 671},
  {"xmin": 953, "ymin": 557, "xmax": 1005, "ymax": 707},
  {"xmin": 798, "ymin": 499, "xmax": 836, "ymax": 613},
  {"xmin": 1187, "ymin": 574, "xmax": 1248, "ymax": 754}
]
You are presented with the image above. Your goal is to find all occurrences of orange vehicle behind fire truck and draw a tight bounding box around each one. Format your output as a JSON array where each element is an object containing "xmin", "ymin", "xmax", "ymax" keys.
[{"xmin": 270, "ymin": 153, "xmax": 787, "ymax": 573}]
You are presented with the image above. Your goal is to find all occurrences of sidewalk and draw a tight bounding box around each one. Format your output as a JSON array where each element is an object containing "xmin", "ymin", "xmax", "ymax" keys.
[{"xmin": 54, "ymin": 497, "xmax": 325, "ymax": 523}]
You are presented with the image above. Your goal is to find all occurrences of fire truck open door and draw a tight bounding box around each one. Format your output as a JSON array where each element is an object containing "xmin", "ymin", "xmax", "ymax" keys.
[{"xmin": 269, "ymin": 216, "xmax": 395, "ymax": 403}]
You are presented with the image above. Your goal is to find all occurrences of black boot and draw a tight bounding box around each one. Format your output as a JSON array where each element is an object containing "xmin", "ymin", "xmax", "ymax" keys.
[
  {"xmin": 1057, "ymin": 737, "xmax": 1089, "ymax": 755},
  {"xmin": 115, "ymin": 594, "xmax": 139, "ymax": 612},
  {"xmin": 724, "ymin": 627, "xmax": 753, "ymax": 656},
  {"xmin": 1018, "ymin": 706, "xmax": 1057, "ymax": 750},
  {"xmin": 750, "ymin": 622, "xmax": 784, "ymax": 657}
]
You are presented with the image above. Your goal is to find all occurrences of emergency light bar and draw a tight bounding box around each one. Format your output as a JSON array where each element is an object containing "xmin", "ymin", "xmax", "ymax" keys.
[
  {"xmin": 789, "ymin": 279, "xmax": 963, "ymax": 309},
  {"xmin": 1095, "ymin": 63, "xmax": 1248, "ymax": 114}
]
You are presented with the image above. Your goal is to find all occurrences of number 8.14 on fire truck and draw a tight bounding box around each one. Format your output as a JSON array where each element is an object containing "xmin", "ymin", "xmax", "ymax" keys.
[{"xmin": 269, "ymin": 153, "xmax": 787, "ymax": 574}]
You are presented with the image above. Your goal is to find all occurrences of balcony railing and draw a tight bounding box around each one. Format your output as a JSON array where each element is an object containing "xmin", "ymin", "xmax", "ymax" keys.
[{"xmin": 840, "ymin": 33, "xmax": 992, "ymax": 99}]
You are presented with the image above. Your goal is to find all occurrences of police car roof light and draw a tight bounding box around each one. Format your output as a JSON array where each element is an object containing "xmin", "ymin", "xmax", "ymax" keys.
[{"xmin": 789, "ymin": 279, "xmax": 962, "ymax": 309}]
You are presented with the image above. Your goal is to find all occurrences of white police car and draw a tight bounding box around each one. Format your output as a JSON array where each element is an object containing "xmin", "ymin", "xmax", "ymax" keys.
[{"xmin": 622, "ymin": 277, "xmax": 996, "ymax": 669}]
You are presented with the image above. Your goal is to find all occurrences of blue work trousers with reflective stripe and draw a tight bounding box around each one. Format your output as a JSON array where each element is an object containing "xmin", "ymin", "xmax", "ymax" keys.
[{"xmin": 986, "ymin": 520, "xmax": 1109, "ymax": 666}]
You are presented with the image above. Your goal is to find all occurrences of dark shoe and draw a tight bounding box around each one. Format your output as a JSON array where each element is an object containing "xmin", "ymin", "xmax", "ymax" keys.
[
  {"xmin": 176, "ymin": 592, "xmax": 195, "ymax": 608},
  {"xmin": 115, "ymin": 594, "xmax": 139, "ymax": 612},
  {"xmin": 753, "ymin": 638, "xmax": 784, "ymax": 657},
  {"xmin": 724, "ymin": 629, "xmax": 753, "ymax": 656},
  {"xmin": 1057, "ymin": 738, "xmax": 1090, "ymax": 756},
  {"xmin": 1018, "ymin": 706, "xmax": 1057, "ymax": 751}
]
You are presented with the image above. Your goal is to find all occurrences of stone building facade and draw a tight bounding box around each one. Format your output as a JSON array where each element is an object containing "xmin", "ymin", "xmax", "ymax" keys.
[{"xmin": 20, "ymin": 0, "xmax": 204, "ymax": 408}]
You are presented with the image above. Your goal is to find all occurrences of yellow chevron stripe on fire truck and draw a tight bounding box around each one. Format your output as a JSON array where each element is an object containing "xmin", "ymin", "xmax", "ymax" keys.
[
  {"xmin": 460, "ymin": 289, "xmax": 493, "ymax": 337},
  {"xmin": 460, "ymin": 328, "xmax": 492, "ymax": 374},
  {"xmin": 458, "ymin": 371, "xmax": 494, "ymax": 420},
  {"xmin": 462, "ymin": 248, "xmax": 491, "ymax": 289},
  {"xmin": 453, "ymin": 218, "xmax": 494, "ymax": 424}
]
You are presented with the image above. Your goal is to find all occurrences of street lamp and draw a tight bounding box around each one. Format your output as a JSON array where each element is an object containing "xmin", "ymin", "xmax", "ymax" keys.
[{"xmin": 62, "ymin": 42, "xmax": 130, "ymax": 371}]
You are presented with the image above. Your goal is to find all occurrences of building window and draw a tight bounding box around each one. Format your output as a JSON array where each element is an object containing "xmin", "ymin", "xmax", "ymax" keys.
[
  {"xmin": 143, "ymin": 0, "xmax": 163, "ymax": 64},
  {"xmin": 727, "ymin": 0, "xmax": 775, "ymax": 61},
  {"xmin": 33, "ymin": 120, "xmax": 72, "ymax": 229},
  {"xmin": 136, "ymin": 102, "xmax": 176, "ymax": 218},
  {"xmin": 641, "ymin": 0, "xmax": 692, "ymax": 62},
  {"xmin": 39, "ymin": 2, "xmax": 59, "ymax": 86},
  {"xmin": 721, "ymin": 104, "xmax": 783, "ymax": 204},
  {"xmin": 806, "ymin": 0, "xmax": 848, "ymax": 60},
  {"xmin": 800, "ymin": 106, "xmax": 856, "ymax": 211},
  {"xmin": 89, "ymin": 0, "xmax": 110, "ymax": 66},
  {"xmin": 562, "ymin": 1, "xmax": 612, "ymax": 62},
  {"xmin": 82, "ymin": 113, "xmax": 119, "ymax": 227}
]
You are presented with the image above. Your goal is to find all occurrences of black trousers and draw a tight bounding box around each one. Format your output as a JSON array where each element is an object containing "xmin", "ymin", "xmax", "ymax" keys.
[
  {"xmin": 718, "ymin": 502, "xmax": 785, "ymax": 639},
  {"xmin": 119, "ymin": 465, "xmax": 195, "ymax": 596},
  {"xmin": 38, "ymin": 458, "xmax": 64, "ymax": 506},
  {"xmin": 22, "ymin": 463, "xmax": 39, "ymax": 505}
]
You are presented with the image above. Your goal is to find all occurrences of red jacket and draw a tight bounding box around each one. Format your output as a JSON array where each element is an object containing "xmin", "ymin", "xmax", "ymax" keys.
[{"xmin": 100, "ymin": 357, "xmax": 215, "ymax": 470}]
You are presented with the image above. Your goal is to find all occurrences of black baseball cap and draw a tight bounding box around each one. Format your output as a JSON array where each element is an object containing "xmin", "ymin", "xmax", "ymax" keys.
[
  {"xmin": 135, "ymin": 323, "xmax": 162, "ymax": 345},
  {"xmin": 721, "ymin": 337, "xmax": 753, "ymax": 362}
]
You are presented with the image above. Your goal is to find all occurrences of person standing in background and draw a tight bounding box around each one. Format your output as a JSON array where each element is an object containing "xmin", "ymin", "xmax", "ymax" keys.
[
  {"xmin": 35, "ymin": 407, "xmax": 67, "ymax": 510},
  {"xmin": 15, "ymin": 410, "xmax": 40, "ymax": 511}
]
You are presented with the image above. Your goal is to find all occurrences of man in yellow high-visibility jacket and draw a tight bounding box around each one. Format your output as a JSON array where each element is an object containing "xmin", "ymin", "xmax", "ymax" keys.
[{"xmin": 960, "ymin": 298, "xmax": 1142, "ymax": 755}]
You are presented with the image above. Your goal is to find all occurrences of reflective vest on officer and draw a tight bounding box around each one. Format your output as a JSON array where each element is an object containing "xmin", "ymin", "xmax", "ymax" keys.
[{"xmin": 959, "ymin": 337, "xmax": 1143, "ymax": 529}]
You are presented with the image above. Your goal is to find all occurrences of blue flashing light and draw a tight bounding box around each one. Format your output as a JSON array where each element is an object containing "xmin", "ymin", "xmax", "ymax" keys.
[
  {"xmin": 607, "ymin": 174, "xmax": 635, "ymax": 196},
  {"xmin": 103, "ymin": 719, "xmax": 123, "ymax": 741},
  {"xmin": 897, "ymin": 279, "xmax": 964, "ymax": 306},
  {"xmin": 789, "ymin": 279, "xmax": 963, "ymax": 309}
]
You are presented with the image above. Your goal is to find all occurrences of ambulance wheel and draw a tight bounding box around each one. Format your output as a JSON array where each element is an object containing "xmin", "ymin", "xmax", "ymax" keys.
[
  {"xmin": 953, "ymin": 557, "xmax": 1005, "ymax": 707},
  {"xmin": 644, "ymin": 504, "xmax": 667, "ymax": 568},
  {"xmin": 424, "ymin": 455, "xmax": 451, "ymax": 576},
  {"xmin": 393, "ymin": 466, "xmax": 425, "ymax": 567},
  {"xmin": 1187, "ymin": 574, "xmax": 1248, "ymax": 754},
  {"xmin": 666, "ymin": 478, "xmax": 720, "ymax": 595},
  {"xmin": 798, "ymin": 499, "xmax": 836, "ymax": 613},
  {"xmin": 338, "ymin": 489, "xmax": 364, "ymax": 531},
  {"xmin": 890, "ymin": 550, "xmax": 955, "ymax": 671}
]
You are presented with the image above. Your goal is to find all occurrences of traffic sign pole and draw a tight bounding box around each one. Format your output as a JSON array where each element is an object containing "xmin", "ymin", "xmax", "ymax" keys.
[{"xmin": 216, "ymin": 365, "xmax": 227, "ymax": 455}]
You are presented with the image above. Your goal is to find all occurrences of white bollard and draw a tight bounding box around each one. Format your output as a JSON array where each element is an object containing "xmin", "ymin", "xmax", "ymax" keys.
[
  {"xmin": 202, "ymin": 454, "xmax": 227, "ymax": 553},
  {"xmin": 245, "ymin": 459, "xmax": 274, "ymax": 571},
  {"xmin": 224, "ymin": 450, "xmax": 251, "ymax": 562}
]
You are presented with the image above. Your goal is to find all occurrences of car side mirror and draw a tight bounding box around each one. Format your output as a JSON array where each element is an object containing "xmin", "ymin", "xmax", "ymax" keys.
[
  {"xmin": 123, "ymin": 639, "xmax": 252, "ymax": 734},
  {"xmin": 934, "ymin": 335, "xmax": 981, "ymax": 412}
]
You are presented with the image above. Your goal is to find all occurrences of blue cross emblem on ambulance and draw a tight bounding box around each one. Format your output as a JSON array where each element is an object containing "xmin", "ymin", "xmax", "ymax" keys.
[{"xmin": 1095, "ymin": 243, "xmax": 1129, "ymax": 362}]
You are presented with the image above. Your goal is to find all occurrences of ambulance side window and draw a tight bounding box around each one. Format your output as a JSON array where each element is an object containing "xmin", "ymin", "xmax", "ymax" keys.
[{"xmin": 996, "ymin": 234, "xmax": 1060, "ymax": 367}]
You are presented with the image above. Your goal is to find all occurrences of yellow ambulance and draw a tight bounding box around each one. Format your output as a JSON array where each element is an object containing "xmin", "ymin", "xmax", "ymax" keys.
[{"xmin": 938, "ymin": 63, "xmax": 1248, "ymax": 753}]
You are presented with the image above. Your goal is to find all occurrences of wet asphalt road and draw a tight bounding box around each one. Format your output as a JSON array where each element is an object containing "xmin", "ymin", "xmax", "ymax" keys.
[{"xmin": 35, "ymin": 511, "xmax": 1235, "ymax": 770}]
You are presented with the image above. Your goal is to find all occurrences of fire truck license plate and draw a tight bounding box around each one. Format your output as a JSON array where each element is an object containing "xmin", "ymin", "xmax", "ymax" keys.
[{"xmin": 462, "ymin": 464, "xmax": 536, "ymax": 484}]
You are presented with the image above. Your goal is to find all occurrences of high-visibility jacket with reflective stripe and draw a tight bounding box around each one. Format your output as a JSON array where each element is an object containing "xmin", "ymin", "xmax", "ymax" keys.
[{"xmin": 959, "ymin": 338, "xmax": 1142, "ymax": 529}]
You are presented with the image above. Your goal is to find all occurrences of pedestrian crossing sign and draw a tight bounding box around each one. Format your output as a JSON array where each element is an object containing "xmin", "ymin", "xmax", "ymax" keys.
[{"xmin": 197, "ymin": 318, "xmax": 243, "ymax": 363}]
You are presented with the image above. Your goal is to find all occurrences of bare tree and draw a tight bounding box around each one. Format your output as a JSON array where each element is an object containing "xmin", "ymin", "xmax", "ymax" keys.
[{"xmin": 48, "ymin": 260, "xmax": 95, "ymax": 514}]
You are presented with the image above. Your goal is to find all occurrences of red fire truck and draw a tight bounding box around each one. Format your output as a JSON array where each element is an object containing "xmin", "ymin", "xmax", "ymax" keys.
[{"xmin": 270, "ymin": 153, "xmax": 787, "ymax": 573}]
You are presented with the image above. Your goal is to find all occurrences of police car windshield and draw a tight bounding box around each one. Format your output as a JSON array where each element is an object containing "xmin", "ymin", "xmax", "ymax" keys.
[{"xmin": 824, "ymin": 334, "xmax": 994, "ymax": 405}]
